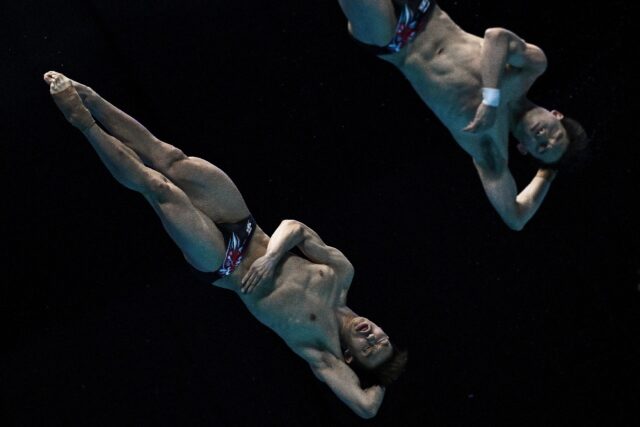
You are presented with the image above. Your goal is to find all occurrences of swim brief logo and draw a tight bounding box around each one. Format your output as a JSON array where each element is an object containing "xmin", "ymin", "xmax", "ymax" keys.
[{"xmin": 219, "ymin": 233, "xmax": 244, "ymax": 276}]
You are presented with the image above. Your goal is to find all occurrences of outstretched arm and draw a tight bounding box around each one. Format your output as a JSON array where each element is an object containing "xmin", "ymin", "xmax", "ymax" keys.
[
  {"xmin": 241, "ymin": 220, "xmax": 353, "ymax": 292},
  {"xmin": 465, "ymin": 27, "xmax": 548, "ymax": 132},
  {"xmin": 308, "ymin": 350, "xmax": 385, "ymax": 419},
  {"xmin": 475, "ymin": 160, "xmax": 556, "ymax": 231}
]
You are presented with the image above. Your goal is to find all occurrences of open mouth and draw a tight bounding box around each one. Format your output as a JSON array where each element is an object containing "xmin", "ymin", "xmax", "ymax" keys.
[{"xmin": 356, "ymin": 322, "xmax": 370, "ymax": 333}]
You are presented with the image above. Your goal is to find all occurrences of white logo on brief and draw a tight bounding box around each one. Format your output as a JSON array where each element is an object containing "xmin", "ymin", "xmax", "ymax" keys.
[{"xmin": 419, "ymin": 0, "xmax": 431, "ymax": 12}]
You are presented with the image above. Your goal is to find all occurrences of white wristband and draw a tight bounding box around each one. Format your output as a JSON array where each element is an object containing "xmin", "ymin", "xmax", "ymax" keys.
[{"xmin": 482, "ymin": 87, "xmax": 501, "ymax": 107}]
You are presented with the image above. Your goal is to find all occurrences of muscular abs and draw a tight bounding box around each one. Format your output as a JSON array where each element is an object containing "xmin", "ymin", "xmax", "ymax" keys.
[
  {"xmin": 216, "ymin": 237, "xmax": 346, "ymax": 358},
  {"xmin": 384, "ymin": 6, "xmax": 516, "ymax": 162}
]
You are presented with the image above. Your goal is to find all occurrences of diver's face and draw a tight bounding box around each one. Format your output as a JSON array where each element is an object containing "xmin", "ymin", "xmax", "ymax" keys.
[
  {"xmin": 515, "ymin": 108, "xmax": 569, "ymax": 164},
  {"xmin": 343, "ymin": 316, "xmax": 393, "ymax": 369}
]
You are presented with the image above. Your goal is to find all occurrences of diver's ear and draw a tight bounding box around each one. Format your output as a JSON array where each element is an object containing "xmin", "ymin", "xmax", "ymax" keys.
[
  {"xmin": 517, "ymin": 143, "xmax": 528, "ymax": 155},
  {"xmin": 551, "ymin": 110, "xmax": 565, "ymax": 120},
  {"xmin": 343, "ymin": 348, "xmax": 354, "ymax": 364}
]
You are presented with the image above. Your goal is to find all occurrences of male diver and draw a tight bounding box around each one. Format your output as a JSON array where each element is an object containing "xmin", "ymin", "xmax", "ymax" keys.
[
  {"xmin": 337, "ymin": 0, "xmax": 588, "ymax": 230},
  {"xmin": 43, "ymin": 71, "xmax": 407, "ymax": 419}
]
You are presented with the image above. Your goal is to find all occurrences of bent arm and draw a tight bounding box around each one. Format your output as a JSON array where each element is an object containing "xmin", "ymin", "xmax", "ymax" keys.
[
  {"xmin": 481, "ymin": 27, "xmax": 547, "ymax": 90},
  {"xmin": 465, "ymin": 28, "xmax": 547, "ymax": 132},
  {"xmin": 242, "ymin": 220, "xmax": 353, "ymax": 292},
  {"xmin": 272, "ymin": 219, "xmax": 353, "ymax": 271},
  {"xmin": 309, "ymin": 351, "xmax": 385, "ymax": 419},
  {"xmin": 259, "ymin": 219, "xmax": 306, "ymax": 265},
  {"xmin": 475, "ymin": 161, "xmax": 556, "ymax": 231}
]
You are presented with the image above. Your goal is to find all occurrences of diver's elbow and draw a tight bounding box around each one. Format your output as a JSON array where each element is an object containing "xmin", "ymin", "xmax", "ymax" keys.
[
  {"xmin": 356, "ymin": 404, "xmax": 379, "ymax": 419},
  {"xmin": 509, "ymin": 222, "xmax": 525, "ymax": 232},
  {"xmin": 504, "ymin": 217, "xmax": 525, "ymax": 231}
]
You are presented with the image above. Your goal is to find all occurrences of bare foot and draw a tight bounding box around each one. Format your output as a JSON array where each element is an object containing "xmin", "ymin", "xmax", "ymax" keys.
[
  {"xmin": 43, "ymin": 71, "xmax": 73, "ymax": 94},
  {"xmin": 44, "ymin": 71, "xmax": 95, "ymax": 102},
  {"xmin": 43, "ymin": 71, "xmax": 96, "ymax": 131}
]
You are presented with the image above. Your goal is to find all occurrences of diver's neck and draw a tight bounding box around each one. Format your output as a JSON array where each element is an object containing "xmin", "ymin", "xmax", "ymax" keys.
[{"xmin": 336, "ymin": 306, "xmax": 357, "ymax": 342}]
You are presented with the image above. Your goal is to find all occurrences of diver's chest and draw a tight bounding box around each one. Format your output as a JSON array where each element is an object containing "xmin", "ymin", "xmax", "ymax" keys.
[
  {"xmin": 271, "ymin": 304, "xmax": 338, "ymax": 347},
  {"xmin": 254, "ymin": 284, "xmax": 336, "ymax": 331},
  {"xmin": 454, "ymin": 118, "xmax": 511, "ymax": 162}
]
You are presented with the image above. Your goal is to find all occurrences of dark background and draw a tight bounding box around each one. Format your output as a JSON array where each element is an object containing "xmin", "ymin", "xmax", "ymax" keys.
[{"xmin": 3, "ymin": 1, "xmax": 638, "ymax": 426}]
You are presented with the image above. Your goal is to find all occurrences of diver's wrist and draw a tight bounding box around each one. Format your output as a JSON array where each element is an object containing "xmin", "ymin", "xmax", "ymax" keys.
[
  {"xmin": 536, "ymin": 169, "xmax": 557, "ymax": 181},
  {"xmin": 481, "ymin": 87, "xmax": 501, "ymax": 107}
]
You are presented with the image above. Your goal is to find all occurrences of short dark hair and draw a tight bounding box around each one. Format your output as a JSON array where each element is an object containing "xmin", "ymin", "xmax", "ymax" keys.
[
  {"xmin": 351, "ymin": 348, "xmax": 409, "ymax": 387},
  {"xmin": 538, "ymin": 116, "xmax": 590, "ymax": 171}
]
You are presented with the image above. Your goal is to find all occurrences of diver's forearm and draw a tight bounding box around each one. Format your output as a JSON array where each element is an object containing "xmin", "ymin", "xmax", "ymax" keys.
[
  {"xmin": 514, "ymin": 173, "xmax": 555, "ymax": 226},
  {"xmin": 264, "ymin": 220, "xmax": 304, "ymax": 261},
  {"xmin": 361, "ymin": 386, "xmax": 385, "ymax": 419},
  {"xmin": 481, "ymin": 29, "xmax": 512, "ymax": 89},
  {"xmin": 345, "ymin": 385, "xmax": 385, "ymax": 419}
]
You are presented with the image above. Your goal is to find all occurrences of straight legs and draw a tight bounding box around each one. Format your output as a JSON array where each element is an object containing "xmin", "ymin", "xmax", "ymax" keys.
[{"xmin": 45, "ymin": 72, "xmax": 229, "ymax": 272}]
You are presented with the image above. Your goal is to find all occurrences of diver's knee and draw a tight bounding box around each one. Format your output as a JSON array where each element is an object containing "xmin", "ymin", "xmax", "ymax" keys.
[
  {"xmin": 157, "ymin": 145, "xmax": 188, "ymax": 173},
  {"xmin": 145, "ymin": 174, "xmax": 177, "ymax": 203}
]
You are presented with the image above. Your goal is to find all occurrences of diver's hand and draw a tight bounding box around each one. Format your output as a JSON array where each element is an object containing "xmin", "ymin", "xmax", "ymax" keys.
[
  {"xmin": 463, "ymin": 103, "xmax": 497, "ymax": 133},
  {"xmin": 536, "ymin": 168, "xmax": 558, "ymax": 182},
  {"xmin": 241, "ymin": 253, "xmax": 277, "ymax": 293}
]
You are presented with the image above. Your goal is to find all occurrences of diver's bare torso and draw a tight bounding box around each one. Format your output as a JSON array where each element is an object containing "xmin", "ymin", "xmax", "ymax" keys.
[
  {"xmin": 211, "ymin": 228, "xmax": 348, "ymax": 360},
  {"xmin": 381, "ymin": 6, "xmax": 526, "ymax": 164}
]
